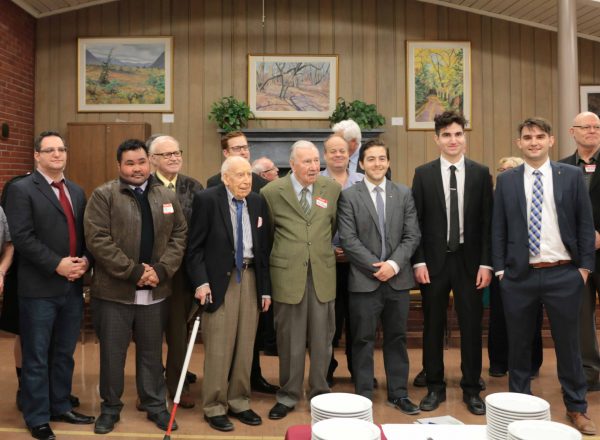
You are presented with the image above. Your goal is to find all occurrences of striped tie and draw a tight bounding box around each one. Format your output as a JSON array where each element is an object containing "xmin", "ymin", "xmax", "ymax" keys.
[
  {"xmin": 528, "ymin": 170, "xmax": 543, "ymax": 256},
  {"xmin": 300, "ymin": 187, "xmax": 311, "ymax": 215}
]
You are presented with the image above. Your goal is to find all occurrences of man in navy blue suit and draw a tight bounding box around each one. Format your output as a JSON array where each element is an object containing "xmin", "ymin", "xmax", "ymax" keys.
[{"xmin": 492, "ymin": 117, "xmax": 596, "ymax": 435}]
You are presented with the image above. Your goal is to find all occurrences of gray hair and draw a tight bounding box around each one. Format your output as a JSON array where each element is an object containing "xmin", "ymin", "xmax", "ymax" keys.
[
  {"xmin": 290, "ymin": 140, "xmax": 318, "ymax": 162},
  {"xmin": 252, "ymin": 156, "xmax": 273, "ymax": 174},
  {"xmin": 331, "ymin": 119, "xmax": 362, "ymax": 144},
  {"xmin": 147, "ymin": 134, "xmax": 178, "ymax": 154},
  {"xmin": 221, "ymin": 155, "xmax": 250, "ymax": 176}
]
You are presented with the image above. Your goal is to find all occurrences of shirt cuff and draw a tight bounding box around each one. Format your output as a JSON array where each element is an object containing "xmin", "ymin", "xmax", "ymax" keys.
[
  {"xmin": 195, "ymin": 283, "xmax": 210, "ymax": 291},
  {"xmin": 495, "ymin": 270, "xmax": 504, "ymax": 277},
  {"xmin": 480, "ymin": 265, "xmax": 493, "ymax": 271},
  {"xmin": 412, "ymin": 262, "xmax": 426, "ymax": 269},
  {"xmin": 386, "ymin": 260, "xmax": 400, "ymax": 275},
  {"xmin": 261, "ymin": 295, "xmax": 271, "ymax": 299}
]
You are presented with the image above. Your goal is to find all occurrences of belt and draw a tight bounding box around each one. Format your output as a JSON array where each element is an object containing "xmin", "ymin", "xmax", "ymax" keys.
[
  {"xmin": 242, "ymin": 258, "xmax": 254, "ymax": 269},
  {"xmin": 529, "ymin": 259, "xmax": 571, "ymax": 269}
]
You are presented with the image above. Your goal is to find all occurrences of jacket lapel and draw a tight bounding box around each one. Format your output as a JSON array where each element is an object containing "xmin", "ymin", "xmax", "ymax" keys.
[
  {"xmin": 217, "ymin": 185, "xmax": 235, "ymax": 249},
  {"xmin": 357, "ymin": 180, "xmax": 381, "ymax": 234},
  {"xmin": 431, "ymin": 159, "xmax": 446, "ymax": 216},
  {"xmin": 551, "ymin": 162, "xmax": 563, "ymax": 207},
  {"xmin": 513, "ymin": 165, "xmax": 527, "ymax": 221},
  {"xmin": 33, "ymin": 171, "xmax": 66, "ymax": 217},
  {"xmin": 279, "ymin": 175, "xmax": 307, "ymax": 219},
  {"xmin": 384, "ymin": 180, "xmax": 395, "ymax": 237},
  {"xmin": 463, "ymin": 159, "xmax": 473, "ymax": 215},
  {"xmin": 247, "ymin": 195, "xmax": 259, "ymax": 250}
]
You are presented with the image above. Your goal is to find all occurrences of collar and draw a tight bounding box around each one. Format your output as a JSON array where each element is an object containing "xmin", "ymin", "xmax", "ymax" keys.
[
  {"xmin": 128, "ymin": 180, "xmax": 149, "ymax": 192},
  {"xmin": 156, "ymin": 171, "xmax": 178, "ymax": 187},
  {"xmin": 364, "ymin": 177, "xmax": 386, "ymax": 193},
  {"xmin": 524, "ymin": 158, "xmax": 551, "ymax": 177},
  {"xmin": 290, "ymin": 173, "xmax": 313, "ymax": 195},
  {"xmin": 440, "ymin": 155, "xmax": 465, "ymax": 171},
  {"xmin": 575, "ymin": 148, "xmax": 600, "ymax": 164},
  {"xmin": 349, "ymin": 142, "xmax": 362, "ymax": 162},
  {"xmin": 226, "ymin": 187, "xmax": 246, "ymax": 205},
  {"xmin": 37, "ymin": 169, "xmax": 65, "ymax": 185}
]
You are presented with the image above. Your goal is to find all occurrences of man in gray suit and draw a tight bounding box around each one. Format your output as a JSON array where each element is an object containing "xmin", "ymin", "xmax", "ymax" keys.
[{"xmin": 338, "ymin": 139, "xmax": 421, "ymax": 413}]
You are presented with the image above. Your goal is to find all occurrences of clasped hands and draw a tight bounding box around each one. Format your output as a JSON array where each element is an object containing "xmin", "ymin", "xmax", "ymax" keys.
[
  {"xmin": 137, "ymin": 263, "xmax": 159, "ymax": 287},
  {"xmin": 56, "ymin": 256, "xmax": 88, "ymax": 282}
]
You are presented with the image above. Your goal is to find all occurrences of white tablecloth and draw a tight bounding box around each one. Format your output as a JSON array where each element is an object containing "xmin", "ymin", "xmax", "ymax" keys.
[{"xmin": 382, "ymin": 424, "xmax": 487, "ymax": 440}]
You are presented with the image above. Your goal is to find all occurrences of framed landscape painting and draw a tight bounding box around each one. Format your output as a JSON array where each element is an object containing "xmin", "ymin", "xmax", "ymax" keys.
[
  {"xmin": 580, "ymin": 85, "xmax": 600, "ymax": 116},
  {"xmin": 406, "ymin": 41, "xmax": 471, "ymax": 130},
  {"xmin": 248, "ymin": 54, "xmax": 338, "ymax": 119},
  {"xmin": 77, "ymin": 37, "xmax": 173, "ymax": 112}
]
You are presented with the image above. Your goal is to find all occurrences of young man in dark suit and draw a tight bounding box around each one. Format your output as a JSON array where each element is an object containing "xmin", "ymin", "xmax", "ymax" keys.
[
  {"xmin": 411, "ymin": 111, "xmax": 493, "ymax": 416},
  {"xmin": 6, "ymin": 131, "xmax": 94, "ymax": 440},
  {"xmin": 494, "ymin": 117, "xmax": 596, "ymax": 435},
  {"xmin": 187, "ymin": 156, "xmax": 271, "ymax": 432}
]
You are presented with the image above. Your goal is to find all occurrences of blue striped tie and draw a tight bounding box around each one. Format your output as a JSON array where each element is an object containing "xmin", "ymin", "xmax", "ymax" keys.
[{"xmin": 528, "ymin": 170, "xmax": 543, "ymax": 256}]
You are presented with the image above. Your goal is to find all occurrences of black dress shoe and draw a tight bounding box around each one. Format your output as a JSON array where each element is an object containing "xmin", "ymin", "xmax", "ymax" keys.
[
  {"xmin": 147, "ymin": 410, "xmax": 176, "ymax": 431},
  {"xmin": 463, "ymin": 393, "xmax": 486, "ymax": 415},
  {"xmin": 16, "ymin": 389, "xmax": 22, "ymax": 412},
  {"xmin": 413, "ymin": 369, "xmax": 427, "ymax": 387},
  {"xmin": 373, "ymin": 377, "xmax": 378, "ymax": 388},
  {"xmin": 186, "ymin": 370, "xmax": 197, "ymax": 384},
  {"xmin": 489, "ymin": 368, "xmax": 507, "ymax": 377},
  {"xmin": 419, "ymin": 391, "xmax": 446, "ymax": 411},
  {"xmin": 251, "ymin": 376, "xmax": 280, "ymax": 394},
  {"xmin": 228, "ymin": 409, "xmax": 262, "ymax": 426},
  {"xmin": 204, "ymin": 414, "xmax": 234, "ymax": 432},
  {"xmin": 29, "ymin": 424, "xmax": 55, "ymax": 440},
  {"xmin": 94, "ymin": 413, "xmax": 120, "ymax": 434},
  {"xmin": 69, "ymin": 394, "xmax": 80, "ymax": 408},
  {"xmin": 268, "ymin": 402, "xmax": 294, "ymax": 420},
  {"xmin": 50, "ymin": 410, "xmax": 94, "ymax": 424},
  {"xmin": 387, "ymin": 397, "xmax": 421, "ymax": 415}
]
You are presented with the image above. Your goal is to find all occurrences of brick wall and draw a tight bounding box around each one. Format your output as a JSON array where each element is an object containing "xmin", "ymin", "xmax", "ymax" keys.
[{"xmin": 0, "ymin": 0, "xmax": 35, "ymax": 191}]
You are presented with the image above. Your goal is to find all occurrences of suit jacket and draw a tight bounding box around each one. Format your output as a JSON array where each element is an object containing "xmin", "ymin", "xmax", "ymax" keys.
[
  {"xmin": 492, "ymin": 162, "xmax": 595, "ymax": 280},
  {"xmin": 261, "ymin": 174, "xmax": 341, "ymax": 304},
  {"xmin": 186, "ymin": 185, "xmax": 271, "ymax": 312},
  {"xmin": 559, "ymin": 153, "xmax": 600, "ymax": 273},
  {"xmin": 5, "ymin": 170, "xmax": 89, "ymax": 298},
  {"xmin": 338, "ymin": 179, "xmax": 421, "ymax": 292},
  {"xmin": 207, "ymin": 171, "xmax": 268, "ymax": 194},
  {"xmin": 154, "ymin": 172, "xmax": 203, "ymax": 224},
  {"xmin": 411, "ymin": 157, "xmax": 493, "ymax": 277}
]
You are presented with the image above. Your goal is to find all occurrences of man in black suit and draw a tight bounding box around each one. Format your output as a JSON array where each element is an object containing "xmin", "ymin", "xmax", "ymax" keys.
[
  {"xmin": 187, "ymin": 156, "xmax": 271, "ymax": 432},
  {"xmin": 5, "ymin": 131, "xmax": 95, "ymax": 440},
  {"xmin": 411, "ymin": 111, "xmax": 493, "ymax": 416},
  {"xmin": 560, "ymin": 111, "xmax": 600, "ymax": 392},
  {"xmin": 207, "ymin": 131, "xmax": 277, "ymax": 394},
  {"xmin": 148, "ymin": 135, "xmax": 203, "ymax": 409},
  {"xmin": 493, "ymin": 117, "xmax": 596, "ymax": 435}
]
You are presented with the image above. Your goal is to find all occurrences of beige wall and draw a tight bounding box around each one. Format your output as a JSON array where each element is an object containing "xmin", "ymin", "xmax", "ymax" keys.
[{"xmin": 34, "ymin": 0, "xmax": 600, "ymax": 185}]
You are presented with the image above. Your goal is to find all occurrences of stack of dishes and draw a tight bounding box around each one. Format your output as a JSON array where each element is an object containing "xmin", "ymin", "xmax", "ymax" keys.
[
  {"xmin": 485, "ymin": 392, "xmax": 550, "ymax": 440},
  {"xmin": 312, "ymin": 418, "xmax": 380, "ymax": 440},
  {"xmin": 507, "ymin": 420, "xmax": 581, "ymax": 440},
  {"xmin": 310, "ymin": 392, "xmax": 373, "ymax": 425}
]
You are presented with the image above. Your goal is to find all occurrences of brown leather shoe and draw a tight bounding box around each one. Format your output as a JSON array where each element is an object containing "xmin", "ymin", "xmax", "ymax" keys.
[
  {"xmin": 177, "ymin": 392, "xmax": 195, "ymax": 409},
  {"xmin": 567, "ymin": 411, "xmax": 597, "ymax": 435}
]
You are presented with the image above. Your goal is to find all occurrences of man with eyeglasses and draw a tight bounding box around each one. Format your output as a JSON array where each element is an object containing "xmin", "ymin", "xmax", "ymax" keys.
[
  {"xmin": 148, "ymin": 135, "xmax": 203, "ymax": 409},
  {"xmin": 559, "ymin": 111, "xmax": 600, "ymax": 393},
  {"xmin": 206, "ymin": 131, "xmax": 278, "ymax": 395},
  {"xmin": 252, "ymin": 157, "xmax": 279, "ymax": 182},
  {"xmin": 5, "ymin": 131, "xmax": 94, "ymax": 440}
]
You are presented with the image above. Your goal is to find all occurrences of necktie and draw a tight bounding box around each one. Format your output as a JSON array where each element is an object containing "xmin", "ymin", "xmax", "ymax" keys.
[
  {"xmin": 300, "ymin": 187, "xmax": 311, "ymax": 215},
  {"xmin": 374, "ymin": 186, "xmax": 386, "ymax": 260},
  {"xmin": 529, "ymin": 170, "xmax": 543, "ymax": 256},
  {"xmin": 134, "ymin": 186, "xmax": 143, "ymax": 196},
  {"xmin": 234, "ymin": 198, "xmax": 244, "ymax": 282},
  {"xmin": 167, "ymin": 182, "xmax": 175, "ymax": 191},
  {"xmin": 51, "ymin": 181, "xmax": 77, "ymax": 257},
  {"xmin": 448, "ymin": 165, "xmax": 460, "ymax": 252}
]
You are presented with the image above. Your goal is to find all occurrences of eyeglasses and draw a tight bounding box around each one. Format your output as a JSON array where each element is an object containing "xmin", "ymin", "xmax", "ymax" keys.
[
  {"xmin": 573, "ymin": 125, "xmax": 600, "ymax": 131},
  {"xmin": 264, "ymin": 167, "xmax": 279, "ymax": 173},
  {"xmin": 228, "ymin": 145, "xmax": 250, "ymax": 153},
  {"xmin": 153, "ymin": 150, "xmax": 183, "ymax": 159},
  {"xmin": 39, "ymin": 147, "xmax": 68, "ymax": 154}
]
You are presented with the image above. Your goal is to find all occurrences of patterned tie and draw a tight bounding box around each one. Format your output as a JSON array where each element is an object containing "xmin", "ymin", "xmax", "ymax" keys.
[
  {"xmin": 167, "ymin": 182, "xmax": 175, "ymax": 191},
  {"xmin": 528, "ymin": 170, "xmax": 543, "ymax": 256},
  {"xmin": 448, "ymin": 165, "xmax": 460, "ymax": 252},
  {"xmin": 51, "ymin": 180, "xmax": 77, "ymax": 257},
  {"xmin": 299, "ymin": 187, "xmax": 311, "ymax": 215},
  {"xmin": 374, "ymin": 186, "xmax": 386, "ymax": 260},
  {"xmin": 234, "ymin": 198, "xmax": 244, "ymax": 282}
]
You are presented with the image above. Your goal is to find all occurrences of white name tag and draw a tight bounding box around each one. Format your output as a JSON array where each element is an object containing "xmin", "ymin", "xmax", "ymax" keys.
[
  {"xmin": 316, "ymin": 197, "xmax": 328, "ymax": 209},
  {"xmin": 163, "ymin": 203, "xmax": 174, "ymax": 214},
  {"xmin": 585, "ymin": 164, "xmax": 596, "ymax": 174}
]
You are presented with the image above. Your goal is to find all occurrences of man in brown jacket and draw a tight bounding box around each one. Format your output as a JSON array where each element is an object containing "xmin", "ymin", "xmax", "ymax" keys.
[{"xmin": 84, "ymin": 139, "xmax": 187, "ymax": 435}]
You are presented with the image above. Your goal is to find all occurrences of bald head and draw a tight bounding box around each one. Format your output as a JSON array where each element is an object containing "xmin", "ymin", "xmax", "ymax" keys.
[
  {"xmin": 570, "ymin": 111, "xmax": 600, "ymax": 152},
  {"xmin": 221, "ymin": 156, "xmax": 252, "ymax": 200}
]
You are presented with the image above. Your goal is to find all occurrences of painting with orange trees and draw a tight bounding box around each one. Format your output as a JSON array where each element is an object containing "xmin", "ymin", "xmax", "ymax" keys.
[
  {"xmin": 248, "ymin": 55, "xmax": 338, "ymax": 119},
  {"xmin": 406, "ymin": 41, "xmax": 471, "ymax": 130}
]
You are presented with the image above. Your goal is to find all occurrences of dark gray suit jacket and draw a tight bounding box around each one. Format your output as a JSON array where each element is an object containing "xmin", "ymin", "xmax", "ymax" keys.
[
  {"xmin": 5, "ymin": 170, "xmax": 89, "ymax": 298},
  {"xmin": 492, "ymin": 162, "xmax": 595, "ymax": 280},
  {"xmin": 338, "ymin": 179, "xmax": 421, "ymax": 292}
]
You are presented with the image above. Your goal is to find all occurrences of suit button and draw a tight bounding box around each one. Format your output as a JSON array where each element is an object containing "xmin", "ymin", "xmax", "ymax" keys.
[
  {"xmin": 307, "ymin": 222, "xmax": 311, "ymax": 226},
  {"xmin": 308, "ymin": 242, "xmax": 311, "ymax": 246},
  {"xmin": 227, "ymin": 271, "xmax": 231, "ymax": 276}
]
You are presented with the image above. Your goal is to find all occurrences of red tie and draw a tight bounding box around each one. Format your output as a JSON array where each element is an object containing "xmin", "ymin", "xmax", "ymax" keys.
[{"xmin": 51, "ymin": 181, "xmax": 77, "ymax": 257}]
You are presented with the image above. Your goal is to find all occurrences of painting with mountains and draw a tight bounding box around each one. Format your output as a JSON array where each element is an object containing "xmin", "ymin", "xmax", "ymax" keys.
[{"xmin": 78, "ymin": 37, "xmax": 173, "ymax": 112}]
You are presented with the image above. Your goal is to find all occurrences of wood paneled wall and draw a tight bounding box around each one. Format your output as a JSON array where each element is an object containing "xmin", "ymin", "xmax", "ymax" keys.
[{"xmin": 34, "ymin": 0, "xmax": 600, "ymax": 186}]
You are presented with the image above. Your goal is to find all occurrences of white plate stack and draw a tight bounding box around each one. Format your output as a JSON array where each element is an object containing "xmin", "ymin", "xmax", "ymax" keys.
[
  {"xmin": 485, "ymin": 392, "xmax": 550, "ymax": 440},
  {"xmin": 507, "ymin": 420, "xmax": 581, "ymax": 440},
  {"xmin": 310, "ymin": 392, "xmax": 373, "ymax": 425},
  {"xmin": 312, "ymin": 418, "xmax": 381, "ymax": 440}
]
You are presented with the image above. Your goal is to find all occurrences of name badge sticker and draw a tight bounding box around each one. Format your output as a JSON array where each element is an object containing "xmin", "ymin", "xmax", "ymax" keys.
[
  {"xmin": 316, "ymin": 197, "xmax": 328, "ymax": 209},
  {"xmin": 163, "ymin": 203, "xmax": 174, "ymax": 214},
  {"xmin": 585, "ymin": 164, "xmax": 596, "ymax": 174}
]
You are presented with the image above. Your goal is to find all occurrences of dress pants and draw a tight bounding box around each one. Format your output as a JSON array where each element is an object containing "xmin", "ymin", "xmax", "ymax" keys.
[
  {"xmin": 488, "ymin": 275, "xmax": 544, "ymax": 375},
  {"xmin": 165, "ymin": 270, "xmax": 194, "ymax": 397},
  {"xmin": 330, "ymin": 262, "xmax": 352, "ymax": 377},
  {"xmin": 580, "ymin": 272, "xmax": 600, "ymax": 385},
  {"xmin": 202, "ymin": 267, "xmax": 259, "ymax": 417},
  {"xmin": 501, "ymin": 265, "xmax": 588, "ymax": 413},
  {"xmin": 349, "ymin": 284, "xmax": 410, "ymax": 400},
  {"xmin": 274, "ymin": 265, "xmax": 335, "ymax": 407},
  {"xmin": 91, "ymin": 297, "xmax": 167, "ymax": 416},
  {"xmin": 19, "ymin": 285, "xmax": 83, "ymax": 428},
  {"xmin": 421, "ymin": 248, "xmax": 483, "ymax": 395}
]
